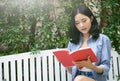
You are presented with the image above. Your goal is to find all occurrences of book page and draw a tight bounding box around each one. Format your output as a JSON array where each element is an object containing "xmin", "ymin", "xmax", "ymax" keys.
[
  {"xmin": 70, "ymin": 47, "xmax": 90, "ymax": 54},
  {"xmin": 70, "ymin": 47, "xmax": 98, "ymax": 62}
]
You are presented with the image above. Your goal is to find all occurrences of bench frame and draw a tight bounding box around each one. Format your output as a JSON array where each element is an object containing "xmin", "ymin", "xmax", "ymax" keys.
[{"xmin": 0, "ymin": 49, "xmax": 119, "ymax": 81}]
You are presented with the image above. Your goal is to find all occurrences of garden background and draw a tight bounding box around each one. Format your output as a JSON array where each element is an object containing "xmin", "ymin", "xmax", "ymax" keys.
[{"xmin": 0, "ymin": 0, "xmax": 120, "ymax": 56}]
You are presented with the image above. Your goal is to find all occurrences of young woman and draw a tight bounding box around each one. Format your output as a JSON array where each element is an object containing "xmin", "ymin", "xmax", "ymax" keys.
[{"xmin": 66, "ymin": 5, "xmax": 111, "ymax": 81}]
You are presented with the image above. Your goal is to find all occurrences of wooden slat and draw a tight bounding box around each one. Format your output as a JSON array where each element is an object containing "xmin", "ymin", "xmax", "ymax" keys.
[
  {"xmin": 11, "ymin": 61, "xmax": 16, "ymax": 81},
  {"xmin": 23, "ymin": 58, "xmax": 29, "ymax": 81},
  {"xmin": 113, "ymin": 56, "xmax": 118, "ymax": 80},
  {"xmin": 36, "ymin": 56, "xmax": 42, "ymax": 81},
  {"xmin": 42, "ymin": 55, "xmax": 48, "ymax": 81},
  {"xmin": 108, "ymin": 56, "xmax": 113, "ymax": 80},
  {"xmin": 67, "ymin": 71, "xmax": 72, "ymax": 81},
  {"xmin": 112, "ymin": 50, "xmax": 119, "ymax": 80},
  {"xmin": 30, "ymin": 57, "xmax": 35, "ymax": 81},
  {"xmin": 61, "ymin": 65, "xmax": 66, "ymax": 81},
  {"xmin": 48, "ymin": 54, "xmax": 54, "ymax": 81},
  {"xmin": 17, "ymin": 59, "xmax": 22, "ymax": 81},
  {"xmin": 54, "ymin": 56, "xmax": 60, "ymax": 81},
  {"xmin": 4, "ymin": 62, "xmax": 9, "ymax": 81},
  {"xmin": 0, "ymin": 62, "xmax": 2, "ymax": 81},
  {"xmin": 118, "ymin": 57, "xmax": 120, "ymax": 75}
]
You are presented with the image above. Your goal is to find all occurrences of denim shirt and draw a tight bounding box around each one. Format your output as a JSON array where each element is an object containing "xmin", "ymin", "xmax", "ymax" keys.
[{"xmin": 67, "ymin": 34, "xmax": 111, "ymax": 81}]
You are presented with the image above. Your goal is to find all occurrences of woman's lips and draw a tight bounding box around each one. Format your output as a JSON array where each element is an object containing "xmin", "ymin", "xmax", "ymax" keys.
[{"xmin": 81, "ymin": 28, "xmax": 87, "ymax": 31}]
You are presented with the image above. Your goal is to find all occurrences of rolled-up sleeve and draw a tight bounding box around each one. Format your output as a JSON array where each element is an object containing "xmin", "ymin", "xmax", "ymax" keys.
[{"xmin": 99, "ymin": 36, "xmax": 111, "ymax": 75}]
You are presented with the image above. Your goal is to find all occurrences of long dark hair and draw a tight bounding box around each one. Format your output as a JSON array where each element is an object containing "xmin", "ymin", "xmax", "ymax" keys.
[{"xmin": 69, "ymin": 5, "xmax": 100, "ymax": 44}]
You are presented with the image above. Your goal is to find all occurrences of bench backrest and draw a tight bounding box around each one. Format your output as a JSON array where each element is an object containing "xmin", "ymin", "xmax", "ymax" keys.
[{"xmin": 0, "ymin": 49, "xmax": 119, "ymax": 81}]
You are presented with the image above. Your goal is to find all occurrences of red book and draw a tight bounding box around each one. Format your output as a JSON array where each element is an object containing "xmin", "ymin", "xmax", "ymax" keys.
[{"xmin": 53, "ymin": 47, "xmax": 98, "ymax": 68}]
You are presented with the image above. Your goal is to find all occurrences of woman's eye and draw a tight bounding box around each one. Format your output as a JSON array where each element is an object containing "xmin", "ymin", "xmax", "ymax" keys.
[
  {"xmin": 75, "ymin": 22, "xmax": 79, "ymax": 25},
  {"xmin": 82, "ymin": 20, "xmax": 86, "ymax": 22}
]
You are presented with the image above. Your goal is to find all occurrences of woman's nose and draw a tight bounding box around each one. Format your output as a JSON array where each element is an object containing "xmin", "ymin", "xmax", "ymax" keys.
[{"xmin": 80, "ymin": 22, "xmax": 84, "ymax": 27}]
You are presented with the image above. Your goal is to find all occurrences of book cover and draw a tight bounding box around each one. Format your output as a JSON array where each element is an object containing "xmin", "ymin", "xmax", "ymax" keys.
[{"xmin": 52, "ymin": 47, "xmax": 98, "ymax": 67}]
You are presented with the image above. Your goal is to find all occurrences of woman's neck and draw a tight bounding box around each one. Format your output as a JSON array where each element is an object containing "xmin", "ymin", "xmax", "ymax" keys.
[
  {"xmin": 80, "ymin": 34, "xmax": 90, "ymax": 48},
  {"xmin": 82, "ymin": 34, "xmax": 90, "ymax": 41}
]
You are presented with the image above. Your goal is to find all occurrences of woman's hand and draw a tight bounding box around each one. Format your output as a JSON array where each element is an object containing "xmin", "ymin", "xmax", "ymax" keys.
[
  {"xmin": 72, "ymin": 56, "xmax": 104, "ymax": 74},
  {"xmin": 72, "ymin": 56, "xmax": 94, "ymax": 69}
]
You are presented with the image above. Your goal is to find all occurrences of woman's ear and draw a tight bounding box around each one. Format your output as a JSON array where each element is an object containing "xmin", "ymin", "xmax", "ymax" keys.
[{"xmin": 90, "ymin": 16, "xmax": 94, "ymax": 22}]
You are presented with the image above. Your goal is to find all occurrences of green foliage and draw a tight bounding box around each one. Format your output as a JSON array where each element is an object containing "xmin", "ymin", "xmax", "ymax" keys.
[
  {"xmin": 0, "ymin": 0, "xmax": 72, "ymax": 55},
  {"xmin": 101, "ymin": 0, "xmax": 120, "ymax": 54},
  {"xmin": 0, "ymin": 0, "xmax": 120, "ymax": 57},
  {"xmin": 117, "ymin": 74, "xmax": 120, "ymax": 81},
  {"xmin": 117, "ymin": 75, "xmax": 120, "ymax": 81}
]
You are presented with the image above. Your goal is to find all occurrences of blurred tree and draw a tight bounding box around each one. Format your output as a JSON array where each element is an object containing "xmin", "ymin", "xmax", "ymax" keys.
[
  {"xmin": 0, "ymin": 0, "xmax": 119, "ymax": 56},
  {"xmin": 100, "ymin": 0, "xmax": 120, "ymax": 54}
]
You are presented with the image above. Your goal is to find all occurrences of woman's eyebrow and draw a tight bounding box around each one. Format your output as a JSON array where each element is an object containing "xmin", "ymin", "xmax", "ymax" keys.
[
  {"xmin": 81, "ymin": 18, "xmax": 87, "ymax": 20},
  {"xmin": 75, "ymin": 18, "xmax": 86, "ymax": 22}
]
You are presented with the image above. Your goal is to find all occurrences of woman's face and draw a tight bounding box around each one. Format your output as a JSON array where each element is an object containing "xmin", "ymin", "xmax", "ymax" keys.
[{"xmin": 74, "ymin": 13, "xmax": 92, "ymax": 35}]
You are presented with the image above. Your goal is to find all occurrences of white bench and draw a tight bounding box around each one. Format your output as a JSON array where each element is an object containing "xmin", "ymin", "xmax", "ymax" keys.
[{"xmin": 0, "ymin": 49, "xmax": 119, "ymax": 81}]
